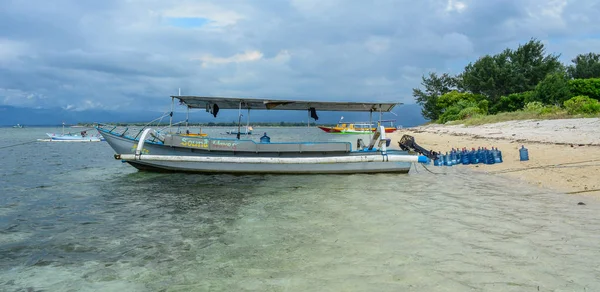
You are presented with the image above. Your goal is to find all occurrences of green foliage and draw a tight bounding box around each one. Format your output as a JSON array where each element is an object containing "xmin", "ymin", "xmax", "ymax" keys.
[
  {"xmin": 567, "ymin": 53, "xmax": 600, "ymax": 79},
  {"xmin": 533, "ymin": 72, "xmax": 571, "ymax": 105},
  {"xmin": 490, "ymin": 91, "xmax": 532, "ymax": 114},
  {"xmin": 523, "ymin": 101, "xmax": 545, "ymax": 113},
  {"xmin": 563, "ymin": 95, "xmax": 600, "ymax": 115},
  {"xmin": 568, "ymin": 78, "xmax": 600, "ymax": 101},
  {"xmin": 523, "ymin": 101, "xmax": 561, "ymax": 115},
  {"xmin": 460, "ymin": 39, "xmax": 563, "ymax": 103},
  {"xmin": 477, "ymin": 100, "xmax": 489, "ymax": 114},
  {"xmin": 438, "ymin": 106, "xmax": 461, "ymax": 124},
  {"xmin": 436, "ymin": 91, "xmax": 484, "ymax": 109},
  {"xmin": 413, "ymin": 72, "xmax": 458, "ymax": 120},
  {"xmin": 437, "ymin": 99, "xmax": 479, "ymax": 123},
  {"xmin": 458, "ymin": 107, "xmax": 484, "ymax": 120}
]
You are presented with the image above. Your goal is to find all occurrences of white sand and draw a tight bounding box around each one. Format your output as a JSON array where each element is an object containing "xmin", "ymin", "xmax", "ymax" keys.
[
  {"xmin": 414, "ymin": 118, "xmax": 600, "ymax": 145},
  {"xmin": 388, "ymin": 118, "xmax": 600, "ymax": 198}
]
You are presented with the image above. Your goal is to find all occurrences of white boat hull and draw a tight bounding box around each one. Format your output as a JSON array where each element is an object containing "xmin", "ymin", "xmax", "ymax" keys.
[
  {"xmin": 46, "ymin": 133, "xmax": 101, "ymax": 142},
  {"xmin": 99, "ymin": 127, "xmax": 423, "ymax": 174}
]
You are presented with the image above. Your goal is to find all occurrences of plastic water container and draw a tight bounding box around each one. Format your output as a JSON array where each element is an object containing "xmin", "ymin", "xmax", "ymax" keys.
[
  {"xmin": 260, "ymin": 132, "xmax": 271, "ymax": 143},
  {"xmin": 461, "ymin": 149, "xmax": 470, "ymax": 165},
  {"xmin": 493, "ymin": 147, "xmax": 502, "ymax": 163},
  {"xmin": 469, "ymin": 148, "xmax": 477, "ymax": 164},
  {"xmin": 444, "ymin": 152, "xmax": 452, "ymax": 166},
  {"xmin": 486, "ymin": 148, "xmax": 495, "ymax": 164},
  {"xmin": 519, "ymin": 145, "xmax": 529, "ymax": 161},
  {"xmin": 498, "ymin": 148, "xmax": 503, "ymax": 163}
]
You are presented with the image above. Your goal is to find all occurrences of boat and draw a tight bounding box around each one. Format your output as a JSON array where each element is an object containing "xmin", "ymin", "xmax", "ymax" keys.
[
  {"xmin": 225, "ymin": 126, "xmax": 253, "ymax": 135},
  {"xmin": 317, "ymin": 118, "xmax": 398, "ymax": 134},
  {"xmin": 43, "ymin": 123, "xmax": 102, "ymax": 142},
  {"xmin": 97, "ymin": 96, "xmax": 429, "ymax": 174},
  {"xmin": 12, "ymin": 124, "xmax": 24, "ymax": 128}
]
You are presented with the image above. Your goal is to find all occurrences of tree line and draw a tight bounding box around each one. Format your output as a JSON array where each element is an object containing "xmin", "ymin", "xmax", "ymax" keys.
[{"xmin": 413, "ymin": 39, "xmax": 600, "ymax": 123}]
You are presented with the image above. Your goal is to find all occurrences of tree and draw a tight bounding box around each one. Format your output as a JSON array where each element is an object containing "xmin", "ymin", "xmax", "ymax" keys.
[
  {"xmin": 567, "ymin": 53, "xmax": 600, "ymax": 79},
  {"xmin": 460, "ymin": 39, "xmax": 562, "ymax": 105},
  {"xmin": 412, "ymin": 72, "xmax": 458, "ymax": 120},
  {"xmin": 533, "ymin": 72, "xmax": 571, "ymax": 105}
]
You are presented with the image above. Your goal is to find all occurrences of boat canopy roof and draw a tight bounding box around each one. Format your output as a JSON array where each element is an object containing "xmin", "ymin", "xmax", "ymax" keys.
[{"xmin": 172, "ymin": 96, "xmax": 400, "ymax": 112}]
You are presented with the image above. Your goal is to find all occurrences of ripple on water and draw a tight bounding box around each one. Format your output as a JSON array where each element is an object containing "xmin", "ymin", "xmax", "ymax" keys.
[{"xmin": 1, "ymin": 128, "xmax": 600, "ymax": 291}]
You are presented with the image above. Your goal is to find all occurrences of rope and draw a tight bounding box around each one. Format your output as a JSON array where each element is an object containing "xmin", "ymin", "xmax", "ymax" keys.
[
  {"xmin": 489, "ymin": 158, "xmax": 600, "ymax": 174},
  {"xmin": 566, "ymin": 188, "xmax": 600, "ymax": 195},
  {"xmin": 0, "ymin": 140, "xmax": 39, "ymax": 150},
  {"xmin": 419, "ymin": 163, "xmax": 447, "ymax": 175}
]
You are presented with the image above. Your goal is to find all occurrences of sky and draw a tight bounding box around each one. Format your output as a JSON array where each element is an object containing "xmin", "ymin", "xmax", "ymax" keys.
[{"xmin": 1, "ymin": 0, "xmax": 600, "ymax": 113}]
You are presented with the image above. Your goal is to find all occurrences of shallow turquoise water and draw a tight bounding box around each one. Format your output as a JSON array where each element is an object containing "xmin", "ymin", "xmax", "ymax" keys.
[{"xmin": 1, "ymin": 127, "xmax": 599, "ymax": 291}]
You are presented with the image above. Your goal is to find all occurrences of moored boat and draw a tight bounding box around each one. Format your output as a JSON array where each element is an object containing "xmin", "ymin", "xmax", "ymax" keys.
[
  {"xmin": 43, "ymin": 123, "xmax": 102, "ymax": 142},
  {"xmin": 318, "ymin": 119, "xmax": 398, "ymax": 134},
  {"xmin": 98, "ymin": 96, "xmax": 429, "ymax": 174}
]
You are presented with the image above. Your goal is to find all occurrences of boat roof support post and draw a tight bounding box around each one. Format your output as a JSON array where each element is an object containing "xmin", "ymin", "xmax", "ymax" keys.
[
  {"xmin": 186, "ymin": 106, "xmax": 189, "ymax": 133},
  {"xmin": 237, "ymin": 101, "xmax": 242, "ymax": 140},
  {"xmin": 246, "ymin": 108, "xmax": 250, "ymax": 134},
  {"xmin": 307, "ymin": 110, "xmax": 310, "ymax": 128},
  {"xmin": 369, "ymin": 110, "xmax": 373, "ymax": 141},
  {"xmin": 169, "ymin": 96, "xmax": 174, "ymax": 132}
]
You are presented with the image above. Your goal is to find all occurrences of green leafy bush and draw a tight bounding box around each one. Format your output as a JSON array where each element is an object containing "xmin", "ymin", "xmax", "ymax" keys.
[
  {"xmin": 523, "ymin": 102, "xmax": 544, "ymax": 113},
  {"xmin": 491, "ymin": 91, "xmax": 532, "ymax": 114},
  {"xmin": 522, "ymin": 101, "xmax": 562, "ymax": 115},
  {"xmin": 458, "ymin": 107, "xmax": 484, "ymax": 119},
  {"xmin": 533, "ymin": 72, "xmax": 571, "ymax": 105},
  {"xmin": 563, "ymin": 95, "xmax": 600, "ymax": 114},
  {"xmin": 567, "ymin": 78, "xmax": 600, "ymax": 101}
]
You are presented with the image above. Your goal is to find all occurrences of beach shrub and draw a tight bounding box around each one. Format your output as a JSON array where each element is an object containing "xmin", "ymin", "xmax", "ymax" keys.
[
  {"xmin": 490, "ymin": 91, "xmax": 532, "ymax": 114},
  {"xmin": 563, "ymin": 95, "xmax": 600, "ymax": 115},
  {"xmin": 438, "ymin": 106, "xmax": 461, "ymax": 124},
  {"xmin": 436, "ymin": 91, "xmax": 484, "ymax": 109},
  {"xmin": 533, "ymin": 72, "xmax": 571, "ymax": 105},
  {"xmin": 568, "ymin": 78, "xmax": 600, "ymax": 101},
  {"xmin": 437, "ymin": 99, "xmax": 481, "ymax": 123},
  {"xmin": 523, "ymin": 101, "xmax": 544, "ymax": 113},
  {"xmin": 458, "ymin": 107, "xmax": 484, "ymax": 120}
]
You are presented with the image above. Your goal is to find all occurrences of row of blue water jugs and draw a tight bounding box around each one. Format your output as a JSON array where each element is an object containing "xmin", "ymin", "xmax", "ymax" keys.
[{"xmin": 433, "ymin": 147, "xmax": 503, "ymax": 166}]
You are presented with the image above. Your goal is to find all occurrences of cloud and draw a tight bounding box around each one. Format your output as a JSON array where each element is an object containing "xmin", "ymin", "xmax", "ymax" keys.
[{"xmin": 0, "ymin": 0, "xmax": 599, "ymax": 112}]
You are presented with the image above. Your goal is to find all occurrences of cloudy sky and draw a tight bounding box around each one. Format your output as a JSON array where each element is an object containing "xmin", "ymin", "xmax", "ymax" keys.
[{"xmin": 1, "ymin": 0, "xmax": 599, "ymax": 112}]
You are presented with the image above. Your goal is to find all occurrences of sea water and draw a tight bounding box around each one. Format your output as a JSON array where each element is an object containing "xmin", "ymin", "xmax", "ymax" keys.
[{"xmin": 1, "ymin": 127, "xmax": 600, "ymax": 291}]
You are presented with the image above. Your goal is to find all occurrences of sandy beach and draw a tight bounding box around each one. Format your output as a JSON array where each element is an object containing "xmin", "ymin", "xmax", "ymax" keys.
[{"xmin": 389, "ymin": 118, "xmax": 600, "ymax": 198}]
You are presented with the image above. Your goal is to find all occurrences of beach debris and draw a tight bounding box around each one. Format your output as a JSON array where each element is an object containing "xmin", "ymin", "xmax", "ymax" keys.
[{"xmin": 578, "ymin": 202, "xmax": 586, "ymax": 205}]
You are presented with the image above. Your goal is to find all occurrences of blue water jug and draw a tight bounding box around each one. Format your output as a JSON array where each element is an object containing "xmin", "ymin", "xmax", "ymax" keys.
[
  {"xmin": 461, "ymin": 149, "xmax": 470, "ymax": 165},
  {"xmin": 469, "ymin": 148, "xmax": 477, "ymax": 164},
  {"xmin": 260, "ymin": 132, "xmax": 271, "ymax": 143},
  {"xmin": 497, "ymin": 148, "xmax": 503, "ymax": 163},
  {"xmin": 476, "ymin": 148, "xmax": 483, "ymax": 164},
  {"xmin": 444, "ymin": 152, "xmax": 452, "ymax": 166},
  {"xmin": 519, "ymin": 145, "xmax": 529, "ymax": 161},
  {"xmin": 486, "ymin": 148, "xmax": 495, "ymax": 164},
  {"xmin": 493, "ymin": 147, "xmax": 501, "ymax": 163}
]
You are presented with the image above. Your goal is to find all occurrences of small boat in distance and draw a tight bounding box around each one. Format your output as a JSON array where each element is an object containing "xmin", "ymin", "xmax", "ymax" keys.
[
  {"xmin": 225, "ymin": 126, "xmax": 253, "ymax": 135},
  {"xmin": 12, "ymin": 124, "xmax": 24, "ymax": 128},
  {"xmin": 42, "ymin": 123, "xmax": 102, "ymax": 142},
  {"xmin": 317, "ymin": 118, "xmax": 398, "ymax": 134},
  {"xmin": 97, "ymin": 95, "xmax": 429, "ymax": 174}
]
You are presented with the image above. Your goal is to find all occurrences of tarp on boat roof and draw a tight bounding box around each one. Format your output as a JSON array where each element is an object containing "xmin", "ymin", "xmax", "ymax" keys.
[{"xmin": 171, "ymin": 96, "xmax": 400, "ymax": 112}]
